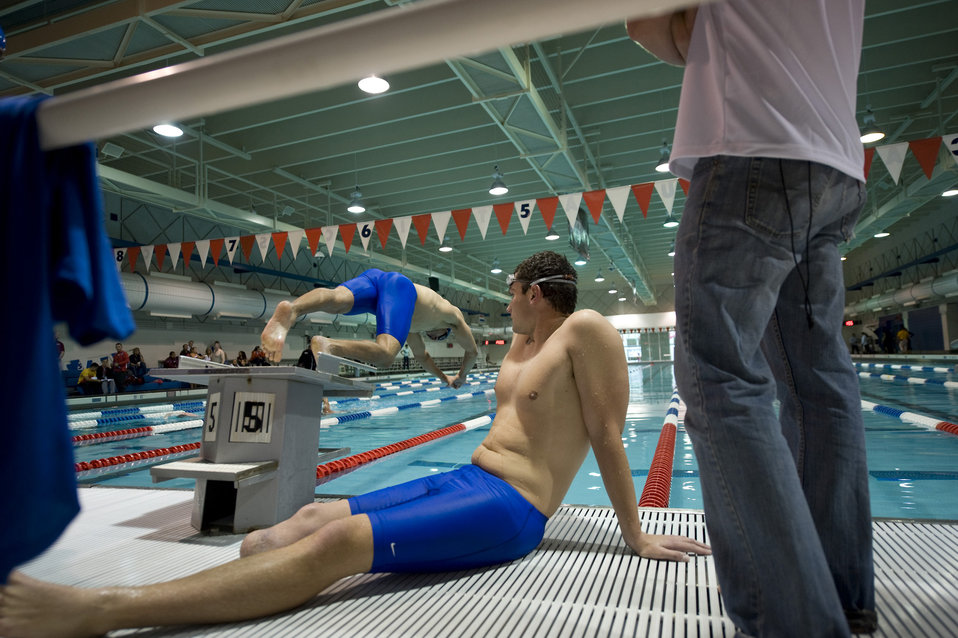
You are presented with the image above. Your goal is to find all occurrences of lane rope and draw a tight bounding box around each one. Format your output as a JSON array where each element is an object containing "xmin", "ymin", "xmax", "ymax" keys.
[{"xmin": 638, "ymin": 390, "xmax": 681, "ymax": 508}]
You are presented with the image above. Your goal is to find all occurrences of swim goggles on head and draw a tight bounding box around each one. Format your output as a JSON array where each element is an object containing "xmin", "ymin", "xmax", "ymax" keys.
[
  {"xmin": 426, "ymin": 327, "xmax": 452, "ymax": 341},
  {"xmin": 506, "ymin": 273, "xmax": 577, "ymax": 287}
]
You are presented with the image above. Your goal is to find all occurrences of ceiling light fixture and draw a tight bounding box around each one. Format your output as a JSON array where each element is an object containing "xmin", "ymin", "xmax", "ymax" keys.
[
  {"xmin": 874, "ymin": 231, "xmax": 890, "ymax": 238},
  {"xmin": 574, "ymin": 258, "xmax": 588, "ymax": 266},
  {"xmin": 347, "ymin": 187, "xmax": 365, "ymax": 214},
  {"xmin": 618, "ymin": 297, "xmax": 627, "ymax": 302},
  {"xmin": 654, "ymin": 141, "xmax": 671, "ymax": 173},
  {"xmin": 490, "ymin": 258, "xmax": 502, "ymax": 274},
  {"xmin": 594, "ymin": 272, "xmax": 605, "ymax": 283},
  {"xmin": 668, "ymin": 241, "xmax": 676, "ymax": 257},
  {"xmin": 545, "ymin": 227, "xmax": 560, "ymax": 241},
  {"xmin": 663, "ymin": 212, "xmax": 679, "ymax": 228},
  {"xmin": 608, "ymin": 289, "xmax": 618, "ymax": 294},
  {"xmin": 943, "ymin": 189, "xmax": 958, "ymax": 197},
  {"xmin": 859, "ymin": 107, "xmax": 885, "ymax": 144},
  {"xmin": 488, "ymin": 165, "xmax": 509, "ymax": 196},
  {"xmin": 153, "ymin": 123, "xmax": 183, "ymax": 138},
  {"xmin": 438, "ymin": 240, "xmax": 453, "ymax": 253},
  {"xmin": 358, "ymin": 75, "xmax": 390, "ymax": 94}
]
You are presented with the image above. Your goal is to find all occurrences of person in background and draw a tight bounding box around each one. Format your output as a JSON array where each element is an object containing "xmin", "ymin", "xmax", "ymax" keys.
[
  {"xmin": 162, "ymin": 351, "xmax": 178, "ymax": 368},
  {"xmin": 400, "ymin": 343, "xmax": 411, "ymax": 370},
  {"xmin": 249, "ymin": 346, "xmax": 269, "ymax": 366},
  {"xmin": 233, "ymin": 350, "xmax": 249, "ymax": 367},
  {"xmin": 111, "ymin": 342, "xmax": 129, "ymax": 391},
  {"xmin": 94, "ymin": 357, "xmax": 117, "ymax": 394},
  {"xmin": 179, "ymin": 344, "xmax": 190, "ymax": 357},
  {"xmin": 76, "ymin": 363, "xmax": 102, "ymax": 395},
  {"xmin": 55, "ymin": 334, "xmax": 65, "ymax": 370},
  {"xmin": 627, "ymin": 1, "xmax": 875, "ymax": 635},
  {"xmin": 128, "ymin": 347, "xmax": 148, "ymax": 384},
  {"xmin": 211, "ymin": 341, "xmax": 227, "ymax": 364}
]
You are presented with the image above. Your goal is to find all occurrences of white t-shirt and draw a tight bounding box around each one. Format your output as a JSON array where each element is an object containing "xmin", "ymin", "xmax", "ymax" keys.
[{"xmin": 669, "ymin": 0, "xmax": 865, "ymax": 182}]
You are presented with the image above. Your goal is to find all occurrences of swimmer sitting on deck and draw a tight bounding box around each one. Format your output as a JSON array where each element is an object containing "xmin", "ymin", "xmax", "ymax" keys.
[
  {"xmin": 0, "ymin": 251, "xmax": 710, "ymax": 638},
  {"xmin": 262, "ymin": 268, "xmax": 479, "ymax": 388}
]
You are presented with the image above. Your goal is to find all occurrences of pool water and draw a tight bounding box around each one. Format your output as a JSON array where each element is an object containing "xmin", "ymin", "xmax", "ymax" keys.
[{"xmin": 72, "ymin": 363, "xmax": 958, "ymax": 521}]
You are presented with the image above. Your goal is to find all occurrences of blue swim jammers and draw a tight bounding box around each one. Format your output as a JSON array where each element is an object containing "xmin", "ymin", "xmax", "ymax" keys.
[
  {"xmin": 340, "ymin": 269, "xmax": 417, "ymax": 344},
  {"xmin": 347, "ymin": 464, "xmax": 548, "ymax": 573}
]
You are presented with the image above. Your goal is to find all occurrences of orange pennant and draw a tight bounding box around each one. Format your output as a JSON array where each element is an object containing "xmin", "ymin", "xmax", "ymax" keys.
[
  {"xmin": 155, "ymin": 244, "xmax": 167, "ymax": 271},
  {"xmin": 340, "ymin": 223, "xmax": 357, "ymax": 253},
  {"xmin": 209, "ymin": 238, "xmax": 223, "ymax": 266},
  {"xmin": 494, "ymin": 203, "xmax": 513, "ymax": 235},
  {"xmin": 127, "ymin": 246, "xmax": 140, "ymax": 272},
  {"xmin": 451, "ymin": 208, "xmax": 472, "ymax": 240},
  {"xmin": 412, "ymin": 214, "xmax": 432, "ymax": 245},
  {"xmin": 863, "ymin": 147, "xmax": 876, "ymax": 181},
  {"xmin": 272, "ymin": 232, "xmax": 288, "ymax": 260},
  {"xmin": 678, "ymin": 179, "xmax": 690, "ymax": 195},
  {"xmin": 536, "ymin": 196, "xmax": 559, "ymax": 229},
  {"xmin": 305, "ymin": 227, "xmax": 322, "ymax": 256},
  {"xmin": 631, "ymin": 182, "xmax": 655, "ymax": 217},
  {"xmin": 239, "ymin": 236, "xmax": 256, "ymax": 261},
  {"xmin": 181, "ymin": 241, "xmax": 194, "ymax": 269},
  {"xmin": 582, "ymin": 189, "xmax": 606, "ymax": 224},
  {"xmin": 909, "ymin": 137, "xmax": 943, "ymax": 180},
  {"xmin": 375, "ymin": 219, "xmax": 393, "ymax": 249}
]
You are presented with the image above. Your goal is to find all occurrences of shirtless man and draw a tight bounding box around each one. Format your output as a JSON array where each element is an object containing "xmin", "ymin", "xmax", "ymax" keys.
[
  {"xmin": 262, "ymin": 268, "xmax": 478, "ymax": 388},
  {"xmin": 0, "ymin": 251, "xmax": 709, "ymax": 638}
]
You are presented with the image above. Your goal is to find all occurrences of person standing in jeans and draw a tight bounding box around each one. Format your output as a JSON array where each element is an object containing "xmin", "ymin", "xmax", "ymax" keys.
[{"xmin": 628, "ymin": 1, "xmax": 875, "ymax": 635}]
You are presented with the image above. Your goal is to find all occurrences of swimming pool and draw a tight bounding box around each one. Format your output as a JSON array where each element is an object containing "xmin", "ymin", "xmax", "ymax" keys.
[{"xmin": 70, "ymin": 362, "xmax": 958, "ymax": 521}]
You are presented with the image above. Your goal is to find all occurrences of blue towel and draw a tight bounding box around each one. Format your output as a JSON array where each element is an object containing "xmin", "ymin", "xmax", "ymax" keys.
[{"xmin": 0, "ymin": 96, "xmax": 134, "ymax": 582}]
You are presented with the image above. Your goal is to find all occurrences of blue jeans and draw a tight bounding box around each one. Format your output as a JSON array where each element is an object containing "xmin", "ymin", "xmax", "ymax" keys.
[{"xmin": 674, "ymin": 156, "xmax": 874, "ymax": 637}]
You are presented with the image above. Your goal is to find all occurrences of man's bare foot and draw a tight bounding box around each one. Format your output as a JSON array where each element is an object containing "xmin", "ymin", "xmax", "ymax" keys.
[
  {"xmin": 0, "ymin": 572, "xmax": 107, "ymax": 638},
  {"xmin": 262, "ymin": 300, "xmax": 297, "ymax": 362}
]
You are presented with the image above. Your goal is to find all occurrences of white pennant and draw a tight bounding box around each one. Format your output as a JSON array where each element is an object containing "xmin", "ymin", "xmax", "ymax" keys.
[
  {"xmin": 560, "ymin": 192, "xmax": 583, "ymax": 227},
  {"xmin": 141, "ymin": 245, "xmax": 154, "ymax": 272},
  {"xmin": 515, "ymin": 200, "xmax": 536, "ymax": 235},
  {"xmin": 393, "ymin": 216, "xmax": 412, "ymax": 248},
  {"xmin": 167, "ymin": 242, "xmax": 181, "ymax": 270},
  {"xmin": 655, "ymin": 179, "xmax": 677, "ymax": 214},
  {"xmin": 224, "ymin": 236, "xmax": 239, "ymax": 265},
  {"xmin": 943, "ymin": 133, "xmax": 958, "ymax": 168},
  {"xmin": 876, "ymin": 142, "xmax": 908, "ymax": 184},
  {"xmin": 358, "ymin": 222, "xmax": 374, "ymax": 252},
  {"xmin": 322, "ymin": 225, "xmax": 338, "ymax": 257},
  {"xmin": 195, "ymin": 239, "xmax": 210, "ymax": 267},
  {"xmin": 286, "ymin": 229, "xmax": 304, "ymax": 259},
  {"xmin": 255, "ymin": 233, "xmax": 271, "ymax": 262},
  {"xmin": 432, "ymin": 211, "xmax": 452, "ymax": 243},
  {"xmin": 606, "ymin": 185, "xmax": 631, "ymax": 223},
  {"xmin": 472, "ymin": 205, "xmax": 493, "ymax": 239}
]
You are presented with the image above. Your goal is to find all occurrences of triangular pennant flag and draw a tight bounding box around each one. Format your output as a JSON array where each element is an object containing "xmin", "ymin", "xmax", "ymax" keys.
[
  {"xmin": 141, "ymin": 245, "xmax": 154, "ymax": 271},
  {"xmin": 559, "ymin": 192, "xmax": 582, "ymax": 227},
  {"xmin": 126, "ymin": 246, "xmax": 140, "ymax": 272},
  {"xmin": 322, "ymin": 226, "xmax": 338, "ymax": 256},
  {"xmin": 909, "ymin": 137, "xmax": 943, "ymax": 180},
  {"xmin": 876, "ymin": 142, "xmax": 908, "ymax": 184},
  {"xmin": 155, "ymin": 244, "xmax": 167, "ymax": 271},
  {"xmin": 167, "ymin": 242, "xmax": 181, "ymax": 270},
  {"xmin": 654, "ymin": 179, "xmax": 677, "ymax": 214},
  {"xmin": 678, "ymin": 179, "xmax": 690, "ymax": 195},
  {"xmin": 393, "ymin": 216, "xmax": 412, "ymax": 248},
  {"xmin": 112, "ymin": 248, "xmax": 124, "ymax": 271},
  {"xmin": 254, "ymin": 233, "xmax": 271, "ymax": 262},
  {"xmin": 209, "ymin": 238, "xmax": 223, "ymax": 266},
  {"xmin": 286, "ymin": 229, "xmax": 303, "ymax": 260},
  {"xmin": 606, "ymin": 185, "xmax": 630, "ymax": 223},
  {"xmin": 272, "ymin": 232, "xmax": 288, "ymax": 261},
  {"xmin": 630, "ymin": 182, "xmax": 654, "ymax": 217},
  {"xmin": 224, "ymin": 237, "xmax": 239, "ymax": 265},
  {"xmin": 375, "ymin": 219, "xmax": 393, "ymax": 249},
  {"xmin": 536, "ymin": 196, "xmax": 558, "ymax": 229},
  {"xmin": 340, "ymin": 223, "xmax": 357, "ymax": 253},
  {"xmin": 582, "ymin": 189, "xmax": 606, "ymax": 224},
  {"xmin": 452, "ymin": 208, "xmax": 472, "ymax": 240},
  {"xmin": 944, "ymin": 133, "xmax": 958, "ymax": 168},
  {"xmin": 494, "ymin": 203, "xmax": 513, "ymax": 235},
  {"xmin": 181, "ymin": 241, "xmax": 194, "ymax": 271},
  {"xmin": 195, "ymin": 239, "xmax": 209, "ymax": 267},
  {"xmin": 471, "ymin": 205, "xmax": 493, "ymax": 239},
  {"xmin": 305, "ymin": 227, "xmax": 322, "ymax": 256},
  {"xmin": 863, "ymin": 147, "xmax": 876, "ymax": 181},
  {"xmin": 516, "ymin": 200, "xmax": 536, "ymax": 235},
  {"xmin": 239, "ymin": 236, "xmax": 256, "ymax": 262},
  {"xmin": 431, "ymin": 211, "xmax": 452, "ymax": 244},
  {"xmin": 412, "ymin": 214, "xmax": 432, "ymax": 245},
  {"xmin": 358, "ymin": 222, "xmax": 374, "ymax": 252}
]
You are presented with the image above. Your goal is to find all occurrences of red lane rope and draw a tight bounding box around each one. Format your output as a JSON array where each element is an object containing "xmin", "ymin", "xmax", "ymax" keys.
[
  {"xmin": 937, "ymin": 421, "xmax": 958, "ymax": 436},
  {"xmin": 73, "ymin": 426, "xmax": 153, "ymax": 446},
  {"xmin": 638, "ymin": 421, "xmax": 677, "ymax": 508},
  {"xmin": 316, "ymin": 423, "xmax": 467, "ymax": 481},
  {"xmin": 75, "ymin": 442, "xmax": 201, "ymax": 472}
]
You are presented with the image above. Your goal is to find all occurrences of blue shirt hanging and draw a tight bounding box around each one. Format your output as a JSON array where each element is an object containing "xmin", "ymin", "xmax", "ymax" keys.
[{"xmin": 0, "ymin": 96, "xmax": 135, "ymax": 581}]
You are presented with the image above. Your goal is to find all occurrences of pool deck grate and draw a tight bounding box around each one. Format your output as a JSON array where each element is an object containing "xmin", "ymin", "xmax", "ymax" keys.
[{"xmin": 17, "ymin": 487, "xmax": 957, "ymax": 637}]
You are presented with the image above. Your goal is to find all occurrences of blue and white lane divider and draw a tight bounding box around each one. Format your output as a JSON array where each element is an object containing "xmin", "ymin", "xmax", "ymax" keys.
[
  {"xmin": 857, "ymin": 371, "xmax": 958, "ymax": 389},
  {"xmin": 320, "ymin": 387, "xmax": 496, "ymax": 426},
  {"xmin": 861, "ymin": 400, "xmax": 958, "ymax": 435},
  {"xmin": 855, "ymin": 362, "xmax": 956, "ymax": 374}
]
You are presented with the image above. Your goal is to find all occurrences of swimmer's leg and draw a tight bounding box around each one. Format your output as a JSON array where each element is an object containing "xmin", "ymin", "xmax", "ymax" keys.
[
  {"xmin": 318, "ymin": 333, "xmax": 402, "ymax": 369},
  {"xmin": 261, "ymin": 286, "xmax": 354, "ymax": 362},
  {"xmin": 0, "ymin": 515, "xmax": 374, "ymax": 638},
  {"xmin": 240, "ymin": 500, "xmax": 352, "ymax": 557}
]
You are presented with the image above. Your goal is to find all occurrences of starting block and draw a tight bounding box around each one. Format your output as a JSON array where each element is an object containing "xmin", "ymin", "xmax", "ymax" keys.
[{"xmin": 150, "ymin": 355, "xmax": 373, "ymax": 533}]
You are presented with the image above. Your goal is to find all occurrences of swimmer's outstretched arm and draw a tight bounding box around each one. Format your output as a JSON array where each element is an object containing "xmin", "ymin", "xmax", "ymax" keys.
[
  {"xmin": 405, "ymin": 333, "xmax": 451, "ymax": 386},
  {"xmin": 567, "ymin": 312, "xmax": 710, "ymax": 562}
]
